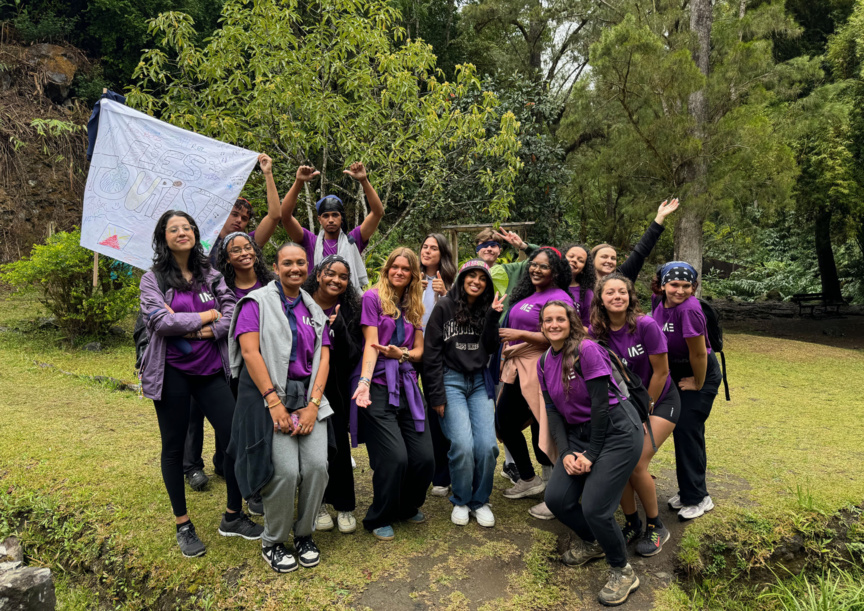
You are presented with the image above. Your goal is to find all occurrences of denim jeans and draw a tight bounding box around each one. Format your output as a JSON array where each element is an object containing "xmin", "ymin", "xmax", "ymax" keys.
[{"xmin": 439, "ymin": 368, "xmax": 499, "ymax": 509}]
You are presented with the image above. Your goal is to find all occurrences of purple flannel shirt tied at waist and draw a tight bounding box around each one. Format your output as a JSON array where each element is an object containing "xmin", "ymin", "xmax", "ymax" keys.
[{"xmin": 349, "ymin": 359, "xmax": 425, "ymax": 447}]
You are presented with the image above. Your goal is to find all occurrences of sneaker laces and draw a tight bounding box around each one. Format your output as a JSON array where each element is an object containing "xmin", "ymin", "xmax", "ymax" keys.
[
  {"xmin": 295, "ymin": 536, "xmax": 317, "ymax": 557},
  {"xmin": 267, "ymin": 543, "xmax": 289, "ymax": 564},
  {"xmin": 237, "ymin": 513, "xmax": 257, "ymax": 530},
  {"xmin": 178, "ymin": 523, "xmax": 198, "ymax": 544},
  {"xmin": 318, "ymin": 505, "xmax": 330, "ymax": 518}
]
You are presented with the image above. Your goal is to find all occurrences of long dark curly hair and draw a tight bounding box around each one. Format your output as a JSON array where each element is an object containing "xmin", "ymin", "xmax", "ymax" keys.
[
  {"xmin": 539, "ymin": 300, "xmax": 588, "ymax": 396},
  {"xmin": 507, "ymin": 247, "xmax": 571, "ymax": 308},
  {"xmin": 215, "ymin": 233, "xmax": 274, "ymax": 292},
  {"xmin": 302, "ymin": 258, "xmax": 362, "ymax": 329},
  {"xmin": 590, "ymin": 273, "xmax": 643, "ymax": 345},
  {"xmin": 151, "ymin": 210, "xmax": 211, "ymax": 291},
  {"xmin": 452, "ymin": 267, "xmax": 495, "ymax": 329},
  {"xmin": 562, "ymin": 243, "xmax": 595, "ymax": 292}
]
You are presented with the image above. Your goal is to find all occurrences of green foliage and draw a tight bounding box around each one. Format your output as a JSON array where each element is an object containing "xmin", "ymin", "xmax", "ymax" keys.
[
  {"xmin": 759, "ymin": 567, "xmax": 864, "ymax": 611},
  {"xmin": 0, "ymin": 230, "xmax": 139, "ymax": 338},
  {"xmin": 72, "ymin": 65, "xmax": 110, "ymax": 105},
  {"xmin": 10, "ymin": 8, "xmax": 77, "ymax": 43}
]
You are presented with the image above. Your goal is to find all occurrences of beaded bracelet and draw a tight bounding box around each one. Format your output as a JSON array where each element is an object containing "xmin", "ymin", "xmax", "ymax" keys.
[{"xmin": 262, "ymin": 388, "xmax": 277, "ymax": 400}]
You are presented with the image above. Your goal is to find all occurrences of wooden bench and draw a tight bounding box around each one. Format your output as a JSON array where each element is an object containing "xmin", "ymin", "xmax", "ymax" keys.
[{"xmin": 790, "ymin": 292, "xmax": 847, "ymax": 317}]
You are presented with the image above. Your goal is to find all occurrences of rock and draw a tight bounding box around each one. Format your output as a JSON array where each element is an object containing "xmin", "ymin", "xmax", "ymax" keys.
[
  {"xmin": 654, "ymin": 571, "xmax": 673, "ymax": 584},
  {"xmin": 83, "ymin": 342, "xmax": 102, "ymax": 352},
  {"xmin": 0, "ymin": 566, "xmax": 56, "ymax": 610},
  {"xmin": 24, "ymin": 44, "xmax": 80, "ymax": 103},
  {"xmin": 0, "ymin": 537, "xmax": 23, "ymax": 562},
  {"xmin": 35, "ymin": 317, "xmax": 57, "ymax": 330},
  {"xmin": 109, "ymin": 325, "xmax": 126, "ymax": 337},
  {"xmin": 765, "ymin": 289, "xmax": 782, "ymax": 301},
  {"xmin": 0, "ymin": 561, "xmax": 23, "ymax": 573}
]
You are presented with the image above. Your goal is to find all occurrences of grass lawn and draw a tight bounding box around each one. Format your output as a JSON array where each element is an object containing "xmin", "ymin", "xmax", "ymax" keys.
[{"xmin": 1, "ymin": 292, "xmax": 863, "ymax": 610}]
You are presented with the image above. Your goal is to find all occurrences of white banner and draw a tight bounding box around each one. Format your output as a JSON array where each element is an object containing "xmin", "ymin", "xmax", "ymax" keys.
[{"xmin": 81, "ymin": 100, "xmax": 259, "ymax": 270}]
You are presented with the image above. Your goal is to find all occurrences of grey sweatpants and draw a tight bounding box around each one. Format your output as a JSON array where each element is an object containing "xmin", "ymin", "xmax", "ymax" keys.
[{"xmin": 261, "ymin": 421, "xmax": 328, "ymax": 546}]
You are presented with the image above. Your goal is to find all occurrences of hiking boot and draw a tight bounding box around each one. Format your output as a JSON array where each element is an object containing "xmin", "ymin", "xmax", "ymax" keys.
[
  {"xmin": 621, "ymin": 518, "xmax": 643, "ymax": 545},
  {"xmin": 431, "ymin": 485, "xmax": 450, "ymax": 497},
  {"xmin": 598, "ymin": 563, "xmax": 639, "ymax": 606},
  {"xmin": 316, "ymin": 504, "xmax": 334, "ymax": 531},
  {"xmin": 176, "ymin": 522, "xmax": 206, "ymax": 558},
  {"xmin": 503, "ymin": 476, "xmax": 545, "ymax": 499},
  {"xmin": 667, "ymin": 493, "xmax": 683, "ymax": 510},
  {"xmin": 528, "ymin": 501, "xmax": 556, "ymax": 520},
  {"xmin": 451, "ymin": 505, "xmax": 470, "ymax": 526},
  {"xmin": 337, "ymin": 511, "xmax": 357, "ymax": 534},
  {"xmin": 501, "ymin": 462, "xmax": 520, "ymax": 484},
  {"xmin": 185, "ymin": 469, "xmax": 209, "ymax": 492},
  {"xmin": 471, "ymin": 504, "xmax": 495, "ymax": 528},
  {"xmin": 678, "ymin": 495, "xmax": 714, "ymax": 521},
  {"xmin": 294, "ymin": 536, "xmax": 320, "ymax": 568},
  {"xmin": 635, "ymin": 523, "xmax": 670, "ymax": 557},
  {"xmin": 247, "ymin": 495, "xmax": 264, "ymax": 516},
  {"xmin": 218, "ymin": 512, "xmax": 263, "ymax": 540},
  {"xmin": 262, "ymin": 543, "xmax": 297, "ymax": 573},
  {"xmin": 562, "ymin": 539, "xmax": 606, "ymax": 567},
  {"xmin": 372, "ymin": 525, "xmax": 395, "ymax": 541}
]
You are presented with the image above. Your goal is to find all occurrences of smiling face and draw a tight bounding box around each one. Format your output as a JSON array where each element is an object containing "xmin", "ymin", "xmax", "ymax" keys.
[
  {"xmin": 601, "ymin": 278, "xmax": 630, "ymax": 314},
  {"xmin": 476, "ymin": 242, "xmax": 501, "ymax": 266},
  {"xmin": 594, "ymin": 247, "xmax": 618, "ymax": 277},
  {"xmin": 317, "ymin": 261, "xmax": 350, "ymax": 299},
  {"xmin": 566, "ymin": 246, "xmax": 588, "ymax": 278},
  {"xmin": 420, "ymin": 237, "xmax": 441, "ymax": 270},
  {"xmin": 318, "ymin": 211, "xmax": 342, "ymax": 236},
  {"xmin": 387, "ymin": 256, "xmax": 412, "ymax": 289},
  {"xmin": 528, "ymin": 252, "xmax": 553, "ymax": 289},
  {"xmin": 663, "ymin": 279, "xmax": 693, "ymax": 305},
  {"xmin": 165, "ymin": 215, "xmax": 196, "ymax": 253},
  {"xmin": 541, "ymin": 304, "xmax": 570, "ymax": 344},
  {"xmin": 226, "ymin": 235, "xmax": 255, "ymax": 272},
  {"xmin": 221, "ymin": 205, "xmax": 251, "ymax": 235},
  {"xmin": 462, "ymin": 269, "xmax": 487, "ymax": 302},
  {"xmin": 274, "ymin": 245, "xmax": 308, "ymax": 291}
]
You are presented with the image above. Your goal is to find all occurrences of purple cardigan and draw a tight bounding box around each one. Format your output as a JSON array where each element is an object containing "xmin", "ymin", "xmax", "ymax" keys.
[{"xmin": 138, "ymin": 268, "xmax": 236, "ymax": 400}]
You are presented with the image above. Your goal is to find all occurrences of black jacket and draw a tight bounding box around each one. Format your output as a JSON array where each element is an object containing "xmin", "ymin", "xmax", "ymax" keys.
[
  {"xmin": 619, "ymin": 221, "xmax": 665, "ymax": 282},
  {"xmin": 325, "ymin": 309, "xmax": 363, "ymax": 418}
]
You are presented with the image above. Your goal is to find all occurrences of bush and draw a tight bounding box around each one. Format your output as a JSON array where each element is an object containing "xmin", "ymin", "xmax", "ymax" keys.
[
  {"xmin": 0, "ymin": 230, "xmax": 140, "ymax": 338},
  {"xmin": 11, "ymin": 9, "xmax": 77, "ymax": 44}
]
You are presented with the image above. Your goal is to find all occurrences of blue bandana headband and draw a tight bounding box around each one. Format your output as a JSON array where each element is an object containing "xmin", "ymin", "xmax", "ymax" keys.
[
  {"xmin": 660, "ymin": 261, "xmax": 698, "ymax": 286},
  {"xmin": 316, "ymin": 195, "xmax": 344, "ymax": 215},
  {"xmin": 475, "ymin": 240, "xmax": 500, "ymax": 252}
]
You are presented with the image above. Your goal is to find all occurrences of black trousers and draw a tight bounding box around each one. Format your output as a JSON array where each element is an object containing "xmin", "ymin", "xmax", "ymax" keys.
[
  {"xmin": 544, "ymin": 402, "xmax": 643, "ymax": 568},
  {"xmin": 324, "ymin": 400, "xmax": 356, "ymax": 512},
  {"xmin": 430, "ymin": 410, "xmax": 452, "ymax": 488},
  {"xmin": 495, "ymin": 376, "xmax": 552, "ymax": 481},
  {"xmin": 153, "ymin": 365, "xmax": 242, "ymax": 517},
  {"xmin": 183, "ymin": 400, "xmax": 226, "ymax": 475},
  {"xmin": 673, "ymin": 354, "xmax": 721, "ymax": 506},
  {"xmin": 360, "ymin": 383, "xmax": 434, "ymax": 530}
]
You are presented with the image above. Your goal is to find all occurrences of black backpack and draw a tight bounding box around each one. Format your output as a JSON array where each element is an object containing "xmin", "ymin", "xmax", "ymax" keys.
[
  {"xmin": 698, "ymin": 298, "xmax": 730, "ymax": 401},
  {"xmin": 540, "ymin": 343, "xmax": 656, "ymax": 451}
]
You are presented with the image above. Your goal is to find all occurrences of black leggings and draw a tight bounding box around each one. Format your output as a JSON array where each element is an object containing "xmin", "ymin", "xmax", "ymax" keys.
[
  {"xmin": 495, "ymin": 376, "xmax": 552, "ymax": 481},
  {"xmin": 153, "ymin": 365, "xmax": 242, "ymax": 517},
  {"xmin": 324, "ymin": 401, "xmax": 356, "ymax": 512}
]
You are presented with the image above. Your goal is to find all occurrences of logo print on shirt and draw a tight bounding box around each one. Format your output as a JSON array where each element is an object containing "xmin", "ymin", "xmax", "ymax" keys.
[
  {"xmin": 198, "ymin": 291, "xmax": 214, "ymax": 303},
  {"xmin": 520, "ymin": 303, "xmax": 535, "ymax": 313},
  {"xmin": 627, "ymin": 344, "xmax": 645, "ymax": 358},
  {"xmin": 302, "ymin": 316, "xmax": 312, "ymax": 326},
  {"xmin": 663, "ymin": 322, "xmax": 675, "ymax": 333}
]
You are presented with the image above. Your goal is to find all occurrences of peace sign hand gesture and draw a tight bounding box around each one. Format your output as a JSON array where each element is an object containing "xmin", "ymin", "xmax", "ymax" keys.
[
  {"xmin": 432, "ymin": 272, "xmax": 446, "ymax": 296},
  {"xmin": 492, "ymin": 230, "xmax": 526, "ymax": 250},
  {"xmin": 491, "ymin": 291, "xmax": 507, "ymax": 312}
]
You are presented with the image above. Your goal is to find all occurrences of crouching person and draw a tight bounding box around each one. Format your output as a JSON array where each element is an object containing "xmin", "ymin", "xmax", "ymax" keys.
[{"xmin": 228, "ymin": 243, "xmax": 332, "ymax": 572}]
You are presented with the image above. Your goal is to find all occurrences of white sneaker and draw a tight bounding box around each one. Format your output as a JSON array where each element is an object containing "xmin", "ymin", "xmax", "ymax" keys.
[
  {"xmin": 351, "ymin": 456, "xmax": 357, "ymax": 469},
  {"xmin": 337, "ymin": 511, "xmax": 357, "ymax": 534},
  {"xmin": 431, "ymin": 485, "xmax": 450, "ymax": 497},
  {"xmin": 541, "ymin": 465, "xmax": 553, "ymax": 482},
  {"xmin": 678, "ymin": 495, "xmax": 714, "ymax": 521},
  {"xmin": 451, "ymin": 505, "xmax": 470, "ymax": 526},
  {"xmin": 471, "ymin": 504, "xmax": 495, "ymax": 528},
  {"xmin": 667, "ymin": 493, "xmax": 683, "ymax": 510},
  {"xmin": 316, "ymin": 504, "xmax": 334, "ymax": 531},
  {"xmin": 502, "ymin": 476, "xmax": 545, "ymax": 499},
  {"xmin": 528, "ymin": 501, "xmax": 556, "ymax": 520}
]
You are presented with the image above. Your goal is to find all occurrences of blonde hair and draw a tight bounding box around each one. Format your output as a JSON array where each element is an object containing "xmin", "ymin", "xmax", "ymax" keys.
[{"xmin": 374, "ymin": 247, "xmax": 425, "ymax": 327}]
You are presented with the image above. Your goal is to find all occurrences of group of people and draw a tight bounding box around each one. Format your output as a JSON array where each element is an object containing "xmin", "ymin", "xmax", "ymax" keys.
[{"xmin": 137, "ymin": 157, "xmax": 723, "ymax": 607}]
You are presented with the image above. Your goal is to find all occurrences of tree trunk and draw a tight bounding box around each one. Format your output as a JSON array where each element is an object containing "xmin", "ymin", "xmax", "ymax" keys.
[
  {"xmin": 674, "ymin": 206, "xmax": 705, "ymax": 277},
  {"xmin": 814, "ymin": 204, "xmax": 843, "ymax": 301}
]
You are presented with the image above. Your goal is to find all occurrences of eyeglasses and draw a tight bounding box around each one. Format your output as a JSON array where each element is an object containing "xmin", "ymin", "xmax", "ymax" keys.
[
  {"xmin": 228, "ymin": 244, "xmax": 255, "ymax": 255},
  {"xmin": 528, "ymin": 262, "xmax": 551, "ymax": 271}
]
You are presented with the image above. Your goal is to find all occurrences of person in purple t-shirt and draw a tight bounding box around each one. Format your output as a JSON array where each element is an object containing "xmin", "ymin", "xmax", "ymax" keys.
[
  {"xmin": 562, "ymin": 242, "xmax": 595, "ymax": 328},
  {"xmin": 138, "ymin": 211, "xmax": 263, "ymax": 559},
  {"xmin": 538, "ymin": 301, "xmax": 642, "ymax": 606},
  {"xmin": 651, "ymin": 261, "xmax": 722, "ymax": 522},
  {"xmin": 591, "ymin": 273, "xmax": 679, "ymax": 557},
  {"xmin": 280, "ymin": 162, "xmax": 384, "ymax": 290},
  {"xmin": 351, "ymin": 248, "xmax": 433, "ymax": 541}
]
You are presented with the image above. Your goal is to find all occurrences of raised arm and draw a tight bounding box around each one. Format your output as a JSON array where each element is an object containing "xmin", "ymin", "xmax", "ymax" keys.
[
  {"xmin": 344, "ymin": 162, "xmax": 384, "ymax": 243},
  {"xmin": 253, "ymin": 154, "xmax": 281, "ymax": 247},
  {"xmin": 618, "ymin": 199, "xmax": 679, "ymax": 283},
  {"xmin": 280, "ymin": 165, "xmax": 320, "ymax": 243}
]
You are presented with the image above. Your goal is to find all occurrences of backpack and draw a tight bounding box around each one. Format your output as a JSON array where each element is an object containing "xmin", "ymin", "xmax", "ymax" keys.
[
  {"xmin": 698, "ymin": 298, "xmax": 730, "ymax": 401},
  {"xmin": 540, "ymin": 343, "xmax": 656, "ymax": 451}
]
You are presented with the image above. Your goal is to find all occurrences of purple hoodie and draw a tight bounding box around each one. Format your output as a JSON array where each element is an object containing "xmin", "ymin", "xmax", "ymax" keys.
[{"xmin": 138, "ymin": 268, "xmax": 236, "ymax": 400}]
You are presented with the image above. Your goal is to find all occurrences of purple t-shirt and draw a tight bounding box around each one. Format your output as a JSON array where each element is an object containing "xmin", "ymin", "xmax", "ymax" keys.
[
  {"xmin": 234, "ymin": 280, "xmax": 262, "ymax": 300},
  {"xmin": 300, "ymin": 226, "xmax": 366, "ymax": 273},
  {"xmin": 360, "ymin": 288, "xmax": 422, "ymax": 385},
  {"xmin": 538, "ymin": 339, "xmax": 621, "ymax": 425},
  {"xmin": 568, "ymin": 286, "xmax": 594, "ymax": 328},
  {"xmin": 606, "ymin": 315, "xmax": 672, "ymax": 404},
  {"xmin": 233, "ymin": 297, "xmax": 330, "ymax": 379},
  {"xmin": 651, "ymin": 296, "xmax": 712, "ymax": 364},
  {"xmin": 165, "ymin": 286, "xmax": 223, "ymax": 376},
  {"xmin": 506, "ymin": 286, "xmax": 573, "ymax": 345}
]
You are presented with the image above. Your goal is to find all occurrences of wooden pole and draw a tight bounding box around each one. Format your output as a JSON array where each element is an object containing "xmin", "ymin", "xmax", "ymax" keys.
[{"xmin": 92, "ymin": 87, "xmax": 108, "ymax": 289}]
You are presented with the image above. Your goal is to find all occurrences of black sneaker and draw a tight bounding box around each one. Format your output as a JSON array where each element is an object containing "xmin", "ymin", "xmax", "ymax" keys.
[
  {"xmin": 185, "ymin": 469, "xmax": 209, "ymax": 492},
  {"xmin": 294, "ymin": 536, "xmax": 320, "ymax": 568},
  {"xmin": 262, "ymin": 543, "xmax": 298, "ymax": 573},
  {"xmin": 218, "ymin": 512, "xmax": 264, "ymax": 540},
  {"xmin": 247, "ymin": 495, "xmax": 264, "ymax": 516},
  {"xmin": 622, "ymin": 519, "xmax": 643, "ymax": 545},
  {"xmin": 176, "ymin": 522, "xmax": 206, "ymax": 558},
  {"xmin": 501, "ymin": 462, "xmax": 520, "ymax": 484},
  {"xmin": 635, "ymin": 523, "xmax": 670, "ymax": 557}
]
